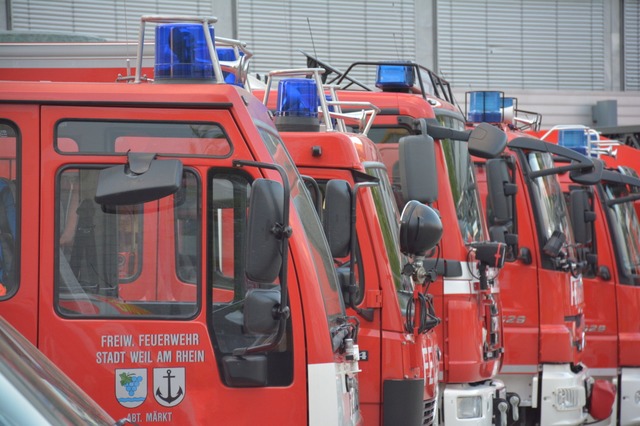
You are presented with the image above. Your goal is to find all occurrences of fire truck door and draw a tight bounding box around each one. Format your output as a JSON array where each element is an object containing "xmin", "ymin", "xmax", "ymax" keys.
[{"xmin": 0, "ymin": 105, "xmax": 40, "ymax": 345}]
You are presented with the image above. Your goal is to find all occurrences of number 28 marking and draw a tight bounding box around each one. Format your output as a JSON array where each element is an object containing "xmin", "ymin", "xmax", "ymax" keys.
[{"xmin": 503, "ymin": 315, "xmax": 526, "ymax": 324}]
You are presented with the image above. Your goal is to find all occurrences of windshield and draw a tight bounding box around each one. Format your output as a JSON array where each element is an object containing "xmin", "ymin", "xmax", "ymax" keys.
[
  {"xmin": 526, "ymin": 152, "xmax": 577, "ymax": 259},
  {"xmin": 438, "ymin": 116, "xmax": 488, "ymax": 244},
  {"xmin": 602, "ymin": 182, "xmax": 640, "ymax": 282},
  {"xmin": 365, "ymin": 163, "xmax": 412, "ymax": 310},
  {"xmin": 258, "ymin": 127, "xmax": 345, "ymax": 322}
]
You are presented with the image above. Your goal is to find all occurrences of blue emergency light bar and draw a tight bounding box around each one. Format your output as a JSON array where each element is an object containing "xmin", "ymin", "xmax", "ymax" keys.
[
  {"xmin": 502, "ymin": 97, "xmax": 515, "ymax": 108},
  {"xmin": 216, "ymin": 47, "xmax": 236, "ymax": 62},
  {"xmin": 376, "ymin": 64, "xmax": 415, "ymax": 91},
  {"xmin": 468, "ymin": 91, "xmax": 502, "ymax": 123},
  {"xmin": 155, "ymin": 23, "xmax": 216, "ymax": 80},
  {"xmin": 558, "ymin": 129, "xmax": 589, "ymax": 156},
  {"xmin": 275, "ymin": 78, "xmax": 319, "ymax": 117}
]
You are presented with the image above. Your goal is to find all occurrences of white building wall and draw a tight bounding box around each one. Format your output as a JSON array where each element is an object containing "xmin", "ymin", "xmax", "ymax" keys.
[
  {"xmin": 451, "ymin": 89, "xmax": 640, "ymax": 129},
  {"xmin": 1, "ymin": 0, "xmax": 638, "ymax": 130}
]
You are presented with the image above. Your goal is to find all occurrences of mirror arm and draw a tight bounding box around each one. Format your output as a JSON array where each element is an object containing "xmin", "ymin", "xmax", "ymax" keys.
[
  {"xmin": 606, "ymin": 193, "xmax": 640, "ymax": 207},
  {"xmin": 413, "ymin": 118, "xmax": 471, "ymax": 142},
  {"xmin": 529, "ymin": 162, "xmax": 590, "ymax": 179}
]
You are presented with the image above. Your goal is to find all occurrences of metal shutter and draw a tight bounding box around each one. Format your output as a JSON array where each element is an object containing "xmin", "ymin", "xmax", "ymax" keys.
[
  {"xmin": 9, "ymin": 0, "xmax": 217, "ymax": 41},
  {"xmin": 624, "ymin": 0, "xmax": 640, "ymax": 90},
  {"xmin": 436, "ymin": 0, "xmax": 606, "ymax": 90},
  {"xmin": 237, "ymin": 0, "xmax": 416, "ymax": 82}
]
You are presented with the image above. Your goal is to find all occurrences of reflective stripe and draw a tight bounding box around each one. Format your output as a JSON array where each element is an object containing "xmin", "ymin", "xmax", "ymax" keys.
[
  {"xmin": 500, "ymin": 364, "xmax": 539, "ymax": 374},
  {"xmin": 442, "ymin": 261, "xmax": 501, "ymax": 295},
  {"xmin": 588, "ymin": 368, "xmax": 618, "ymax": 377},
  {"xmin": 442, "ymin": 279, "xmax": 475, "ymax": 295}
]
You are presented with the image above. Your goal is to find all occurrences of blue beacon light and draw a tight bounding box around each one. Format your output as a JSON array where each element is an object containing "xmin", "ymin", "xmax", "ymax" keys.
[
  {"xmin": 558, "ymin": 129, "xmax": 589, "ymax": 156},
  {"xmin": 275, "ymin": 78, "xmax": 319, "ymax": 118},
  {"xmin": 468, "ymin": 91, "xmax": 502, "ymax": 123},
  {"xmin": 501, "ymin": 97, "xmax": 515, "ymax": 109},
  {"xmin": 273, "ymin": 78, "xmax": 321, "ymax": 132},
  {"xmin": 376, "ymin": 64, "xmax": 415, "ymax": 91},
  {"xmin": 216, "ymin": 47, "xmax": 236, "ymax": 62},
  {"xmin": 155, "ymin": 23, "xmax": 216, "ymax": 81}
]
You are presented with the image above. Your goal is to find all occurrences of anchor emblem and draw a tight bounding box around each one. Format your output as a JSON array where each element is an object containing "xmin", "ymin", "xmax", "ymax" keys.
[{"xmin": 153, "ymin": 367, "xmax": 185, "ymax": 407}]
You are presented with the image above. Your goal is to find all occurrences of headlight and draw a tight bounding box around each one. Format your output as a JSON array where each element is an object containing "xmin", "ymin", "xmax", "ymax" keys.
[
  {"xmin": 556, "ymin": 387, "xmax": 582, "ymax": 410},
  {"xmin": 457, "ymin": 395, "xmax": 482, "ymax": 419}
]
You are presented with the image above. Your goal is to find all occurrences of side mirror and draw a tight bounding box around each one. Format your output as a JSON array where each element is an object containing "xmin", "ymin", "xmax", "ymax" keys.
[
  {"xmin": 597, "ymin": 265, "xmax": 611, "ymax": 281},
  {"xmin": 95, "ymin": 152, "xmax": 182, "ymax": 205},
  {"xmin": 471, "ymin": 241, "xmax": 507, "ymax": 269},
  {"xmin": 399, "ymin": 135, "xmax": 438, "ymax": 204},
  {"xmin": 569, "ymin": 189, "xmax": 595, "ymax": 245},
  {"xmin": 399, "ymin": 200, "xmax": 443, "ymax": 256},
  {"xmin": 245, "ymin": 179, "xmax": 284, "ymax": 283},
  {"xmin": 569, "ymin": 158, "xmax": 604, "ymax": 185},
  {"xmin": 243, "ymin": 289, "xmax": 280, "ymax": 335},
  {"xmin": 485, "ymin": 158, "xmax": 517, "ymax": 224},
  {"xmin": 323, "ymin": 179, "xmax": 352, "ymax": 258},
  {"xmin": 543, "ymin": 230, "xmax": 566, "ymax": 258},
  {"xmin": 467, "ymin": 122, "xmax": 508, "ymax": 159}
]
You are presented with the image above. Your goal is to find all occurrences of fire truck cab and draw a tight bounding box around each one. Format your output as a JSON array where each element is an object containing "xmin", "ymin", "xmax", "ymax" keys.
[
  {"xmin": 540, "ymin": 126, "xmax": 640, "ymax": 425},
  {"xmin": 0, "ymin": 16, "xmax": 361, "ymax": 425},
  {"xmin": 305, "ymin": 57, "xmax": 511, "ymax": 425},
  {"xmin": 259, "ymin": 69, "xmax": 444, "ymax": 425},
  {"xmin": 470, "ymin": 94, "xmax": 616, "ymax": 425}
]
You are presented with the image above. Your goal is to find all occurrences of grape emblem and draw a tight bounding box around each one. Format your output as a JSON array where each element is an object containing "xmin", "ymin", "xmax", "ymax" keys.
[{"xmin": 115, "ymin": 368, "xmax": 147, "ymax": 408}]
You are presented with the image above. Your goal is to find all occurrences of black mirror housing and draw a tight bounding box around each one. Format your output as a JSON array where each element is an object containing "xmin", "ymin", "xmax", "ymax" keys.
[
  {"xmin": 468, "ymin": 123, "xmax": 508, "ymax": 159},
  {"xmin": 323, "ymin": 179, "xmax": 353, "ymax": 258},
  {"xmin": 569, "ymin": 158, "xmax": 604, "ymax": 185},
  {"xmin": 95, "ymin": 154, "xmax": 182, "ymax": 205},
  {"xmin": 243, "ymin": 289, "xmax": 280, "ymax": 335},
  {"xmin": 245, "ymin": 179, "xmax": 284, "ymax": 283},
  {"xmin": 486, "ymin": 158, "xmax": 516, "ymax": 224},
  {"xmin": 471, "ymin": 241, "xmax": 507, "ymax": 269},
  {"xmin": 399, "ymin": 200, "xmax": 443, "ymax": 256},
  {"xmin": 399, "ymin": 134, "xmax": 438, "ymax": 204},
  {"xmin": 543, "ymin": 230, "xmax": 566, "ymax": 258},
  {"xmin": 569, "ymin": 189, "xmax": 594, "ymax": 245}
]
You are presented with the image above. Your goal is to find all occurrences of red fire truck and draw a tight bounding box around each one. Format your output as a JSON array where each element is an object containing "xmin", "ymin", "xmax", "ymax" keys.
[
  {"xmin": 258, "ymin": 68, "xmax": 444, "ymax": 425},
  {"xmin": 469, "ymin": 96, "xmax": 616, "ymax": 425},
  {"xmin": 533, "ymin": 126, "xmax": 640, "ymax": 424},
  {"xmin": 304, "ymin": 56, "xmax": 511, "ymax": 425},
  {"xmin": 0, "ymin": 16, "xmax": 362, "ymax": 425}
]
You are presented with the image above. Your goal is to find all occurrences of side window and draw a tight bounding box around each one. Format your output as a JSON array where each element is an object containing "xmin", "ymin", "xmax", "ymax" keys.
[
  {"xmin": 209, "ymin": 171, "xmax": 292, "ymax": 387},
  {"xmin": 438, "ymin": 115, "xmax": 488, "ymax": 244},
  {"xmin": 56, "ymin": 167, "xmax": 200, "ymax": 317},
  {"xmin": 175, "ymin": 173, "xmax": 199, "ymax": 283},
  {"xmin": 210, "ymin": 173, "xmax": 249, "ymax": 295},
  {"xmin": 0, "ymin": 122, "xmax": 18, "ymax": 300},
  {"xmin": 367, "ymin": 126, "xmax": 412, "ymax": 144}
]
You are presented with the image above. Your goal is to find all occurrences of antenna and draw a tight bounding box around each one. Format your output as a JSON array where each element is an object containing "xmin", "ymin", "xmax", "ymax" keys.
[
  {"xmin": 392, "ymin": 33, "xmax": 401, "ymax": 60},
  {"xmin": 306, "ymin": 18, "xmax": 318, "ymax": 62},
  {"xmin": 122, "ymin": 0, "xmax": 133, "ymax": 77},
  {"xmin": 438, "ymin": 68, "xmax": 465, "ymax": 117}
]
